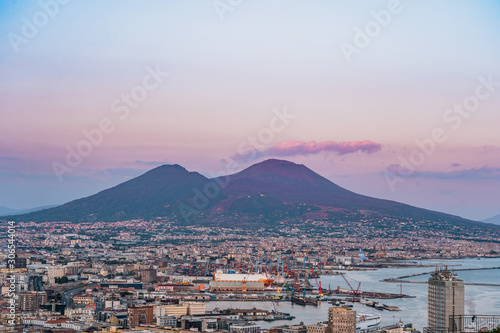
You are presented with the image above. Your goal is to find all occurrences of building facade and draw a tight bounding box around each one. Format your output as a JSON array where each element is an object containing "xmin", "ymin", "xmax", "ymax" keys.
[
  {"xmin": 18, "ymin": 291, "xmax": 47, "ymax": 312},
  {"xmin": 139, "ymin": 268, "xmax": 157, "ymax": 284},
  {"xmin": 184, "ymin": 301, "xmax": 206, "ymax": 315},
  {"xmin": 328, "ymin": 307, "xmax": 357, "ymax": 333},
  {"xmin": 127, "ymin": 305, "xmax": 154, "ymax": 327},
  {"xmin": 157, "ymin": 314, "xmax": 177, "ymax": 328},
  {"xmin": 427, "ymin": 268, "xmax": 465, "ymax": 332},
  {"xmin": 282, "ymin": 325, "xmax": 308, "ymax": 333},
  {"xmin": 307, "ymin": 322, "xmax": 329, "ymax": 333},
  {"xmin": 154, "ymin": 304, "xmax": 188, "ymax": 318},
  {"xmin": 230, "ymin": 323, "xmax": 261, "ymax": 333}
]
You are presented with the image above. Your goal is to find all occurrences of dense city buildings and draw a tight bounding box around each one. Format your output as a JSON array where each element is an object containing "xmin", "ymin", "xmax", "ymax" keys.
[{"xmin": 0, "ymin": 220, "xmax": 498, "ymax": 333}]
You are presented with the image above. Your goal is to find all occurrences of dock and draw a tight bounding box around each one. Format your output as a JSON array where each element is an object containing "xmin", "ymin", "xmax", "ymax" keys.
[
  {"xmin": 291, "ymin": 295, "xmax": 319, "ymax": 306},
  {"xmin": 322, "ymin": 289, "xmax": 415, "ymax": 299},
  {"xmin": 333, "ymin": 298, "xmax": 401, "ymax": 311},
  {"xmin": 381, "ymin": 266, "xmax": 500, "ymax": 287}
]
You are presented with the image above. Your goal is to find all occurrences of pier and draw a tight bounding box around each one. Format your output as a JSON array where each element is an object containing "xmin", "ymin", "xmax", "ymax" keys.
[
  {"xmin": 291, "ymin": 295, "xmax": 319, "ymax": 306},
  {"xmin": 381, "ymin": 266, "xmax": 500, "ymax": 286}
]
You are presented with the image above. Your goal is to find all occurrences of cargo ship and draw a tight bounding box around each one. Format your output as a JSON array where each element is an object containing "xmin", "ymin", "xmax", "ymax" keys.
[
  {"xmin": 291, "ymin": 295, "xmax": 319, "ymax": 306},
  {"xmin": 264, "ymin": 312, "xmax": 295, "ymax": 321},
  {"xmin": 213, "ymin": 270, "xmax": 274, "ymax": 287}
]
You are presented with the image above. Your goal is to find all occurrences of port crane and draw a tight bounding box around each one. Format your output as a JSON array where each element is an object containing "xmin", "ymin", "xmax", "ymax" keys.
[
  {"xmin": 242, "ymin": 276, "xmax": 247, "ymax": 293},
  {"xmin": 276, "ymin": 275, "xmax": 291, "ymax": 299},
  {"xmin": 339, "ymin": 272, "xmax": 361, "ymax": 296},
  {"xmin": 313, "ymin": 276, "xmax": 323, "ymax": 296}
]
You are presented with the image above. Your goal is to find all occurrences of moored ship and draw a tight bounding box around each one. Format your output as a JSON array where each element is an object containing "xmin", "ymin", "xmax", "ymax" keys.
[
  {"xmin": 213, "ymin": 270, "xmax": 274, "ymax": 286},
  {"xmin": 357, "ymin": 313, "xmax": 381, "ymax": 331}
]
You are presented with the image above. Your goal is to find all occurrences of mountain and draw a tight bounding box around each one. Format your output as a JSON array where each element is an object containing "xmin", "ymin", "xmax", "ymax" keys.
[
  {"xmin": 209, "ymin": 159, "xmax": 482, "ymax": 224},
  {"xmin": 7, "ymin": 159, "xmax": 495, "ymax": 230},
  {"xmin": 0, "ymin": 206, "xmax": 19, "ymax": 216},
  {"xmin": 0, "ymin": 205, "xmax": 59, "ymax": 217},
  {"xmin": 482, "ymin": 214, "xmax": 500, "ymax": 225},
  {"xmin": 9, "ymin": 165, "xmax": 215, "ymax": 222}
]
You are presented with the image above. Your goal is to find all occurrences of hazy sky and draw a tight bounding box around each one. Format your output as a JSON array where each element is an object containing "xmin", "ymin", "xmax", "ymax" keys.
[{"xmin": 1, "ymin": 0, "xmax": 500, "ymax": 220}]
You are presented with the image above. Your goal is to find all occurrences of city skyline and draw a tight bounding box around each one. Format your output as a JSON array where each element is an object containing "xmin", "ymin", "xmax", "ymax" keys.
[{"xmin": 1, "ymin": 1, "xmax": 500, "ymax": 220}]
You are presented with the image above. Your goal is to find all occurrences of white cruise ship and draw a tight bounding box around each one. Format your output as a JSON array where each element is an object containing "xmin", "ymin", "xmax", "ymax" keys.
[{"xmin": 357, "ymin": 314, "xmax": 382, "ymax": 331}]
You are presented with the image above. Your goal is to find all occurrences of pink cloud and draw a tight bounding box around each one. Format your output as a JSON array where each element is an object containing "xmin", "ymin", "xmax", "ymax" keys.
[{"xmin": 232, "ymin": 140, "xmax": 382, "ymax": 162}]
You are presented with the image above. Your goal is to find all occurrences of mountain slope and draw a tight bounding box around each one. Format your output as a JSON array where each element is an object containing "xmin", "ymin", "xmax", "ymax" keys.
[
  {"xmin": 211, "ymin": 159, "xmax": 482, "ymax": 224},
  {"xmin": 12, "ymin": 165, "xmax": 213, "ymax": 222}
]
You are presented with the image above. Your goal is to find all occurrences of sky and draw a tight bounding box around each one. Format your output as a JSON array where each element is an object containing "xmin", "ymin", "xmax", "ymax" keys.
[{"xmin": 1, "ymin": 0, "xmax": 500, "ymax": 221}]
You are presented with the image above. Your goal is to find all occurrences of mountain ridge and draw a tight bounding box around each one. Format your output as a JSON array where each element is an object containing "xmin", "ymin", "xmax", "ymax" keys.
[
  {"xmin": 0, "ymin": 204, "xmax": 59, "ymax": 217},
  {"xmin": 482, "ymin": 214, "xmax": 500, "ymax": 225},
  {"xmin": 6, "ymin": 159, "xmax": 497, "ymax": 230}
]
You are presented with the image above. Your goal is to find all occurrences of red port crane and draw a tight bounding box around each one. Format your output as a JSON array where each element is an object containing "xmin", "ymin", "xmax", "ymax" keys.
[
  {"xmin": 339, "ymin": 273, "xmax": 361, "ymax": 295},
  {"xmin": 313, "ymin": 276, "xmax": 323, "ymax": 296}
]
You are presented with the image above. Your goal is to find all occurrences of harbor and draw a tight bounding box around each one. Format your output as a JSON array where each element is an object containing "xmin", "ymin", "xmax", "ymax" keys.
[{"xmin": 204, "ymin": 257, "xmax": 500, "ymax": 330}]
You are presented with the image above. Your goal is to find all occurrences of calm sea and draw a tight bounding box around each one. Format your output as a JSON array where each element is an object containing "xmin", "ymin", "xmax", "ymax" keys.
[{"xmin": 205, "ymin": 257, "xmax": 500, "ymax": 331}]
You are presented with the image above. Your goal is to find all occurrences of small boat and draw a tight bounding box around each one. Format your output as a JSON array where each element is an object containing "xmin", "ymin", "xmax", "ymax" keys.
[
  {"xmin": 274, "ymin": 313, "xmax": 295, "ymax": 320},
  {"xmin": 357, "ymin": 314, "xmax": 381, "ymax": 330}
]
